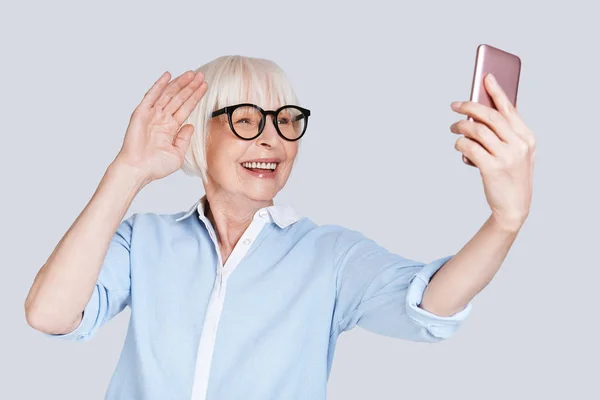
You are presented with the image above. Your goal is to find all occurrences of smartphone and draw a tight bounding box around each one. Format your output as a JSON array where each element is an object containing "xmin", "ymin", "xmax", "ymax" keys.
[{"xmin": 462, "ymin": 44, "xmax": 521, "ymax": 167}]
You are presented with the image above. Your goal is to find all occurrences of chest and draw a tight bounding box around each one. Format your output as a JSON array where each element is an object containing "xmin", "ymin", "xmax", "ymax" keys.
[{"xmin": 128, "ymin": 243, "xmax": 338, "ymax": 368}]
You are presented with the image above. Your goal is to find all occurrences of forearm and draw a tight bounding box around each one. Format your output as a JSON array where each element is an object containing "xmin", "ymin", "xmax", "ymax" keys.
[
  {"xmin": 419, "ymin": 214, "xmax": 522, "ymax": 316},
  {"xmin": 24, "ymin": 160, "xmax": 147, "ymax": 333}
]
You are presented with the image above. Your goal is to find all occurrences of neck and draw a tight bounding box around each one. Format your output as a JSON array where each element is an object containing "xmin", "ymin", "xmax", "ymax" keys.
[{"xmin": 203, "ymin": 187, "xmax": 274, "ymax": 251}]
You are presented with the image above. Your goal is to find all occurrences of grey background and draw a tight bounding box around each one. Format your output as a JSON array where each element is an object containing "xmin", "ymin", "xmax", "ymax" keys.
[{"xmin": 1, "ymin": 0, "xmax": 598, "ymax": 398}]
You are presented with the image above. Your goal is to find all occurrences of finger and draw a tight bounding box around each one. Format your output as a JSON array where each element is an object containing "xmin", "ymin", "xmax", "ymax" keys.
[
  {"xmin": 140, "ymin": 71, "xmax": 171, "ymax": 109},
  {"xmin": 164, "ymin": 71, "xmax": 205, "ymax": 116},
  {"xmin": 174, "ymin": 81, "xmax": 209, "ymax": 125},
  {"xmin": 483, "ymin": 73, "xmax": 529, "ymax": 133},
  {"xmin": 455, "ymin": 136, "xmax": 493, "ymax": 170},
  {"xmin": 450, "ymin": 120, "xmax": 506, "ymax": 156},
  {"xmin": 154, "ymin": 70, "xmax": 196, "ymax": 110},
  {"xmin": 173, "ymin": 124, "xmax": 195, "ymax": 154},
  {"xmin": 451, "ymin": 100, "xmax": 519, "ymax": 144},
  {"xmin": 483, "ymin": 73, "xmax": 516, "ymax": 119}
]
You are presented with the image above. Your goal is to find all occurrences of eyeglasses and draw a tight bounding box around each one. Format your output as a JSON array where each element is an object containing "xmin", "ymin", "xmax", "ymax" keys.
[{"xmin": 210, "ymin": 103, "xmax": 311, "ymax": 141}]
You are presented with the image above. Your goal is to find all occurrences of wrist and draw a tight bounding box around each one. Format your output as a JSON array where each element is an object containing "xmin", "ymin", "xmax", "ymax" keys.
[
  {"xmin": 489, "ymin": 212, "xmax": 525, "ymax": 233},
  {"xmin": 107, "ymin": 159, "xmax": 151, "ymax": 191}
]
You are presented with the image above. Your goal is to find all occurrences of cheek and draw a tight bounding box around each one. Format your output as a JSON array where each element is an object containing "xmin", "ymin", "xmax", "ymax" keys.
[
  {"xmin": 284, "ymin": 142, "xmax": 299, "ymax": 163},
  {"xmin": 207, "ymin": 130, "xmax": 245, "ymax": 169}
]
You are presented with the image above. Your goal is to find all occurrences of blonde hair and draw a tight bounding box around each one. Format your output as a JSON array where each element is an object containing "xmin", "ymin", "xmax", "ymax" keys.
[{"xmin": 181, "ymin": 55, "xmax": 302, "ymax": 182}]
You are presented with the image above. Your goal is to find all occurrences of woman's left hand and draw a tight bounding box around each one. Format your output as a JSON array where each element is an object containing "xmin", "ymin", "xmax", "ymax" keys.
[{"xmin": 449, "ymin": 73, "xmax": 536, "ymax": 232}]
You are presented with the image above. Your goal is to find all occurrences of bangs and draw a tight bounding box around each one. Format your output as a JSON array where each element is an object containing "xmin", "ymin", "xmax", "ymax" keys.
[{"xmin": 211, "ymin": 57, "xmax": 299, "ymax": 112}]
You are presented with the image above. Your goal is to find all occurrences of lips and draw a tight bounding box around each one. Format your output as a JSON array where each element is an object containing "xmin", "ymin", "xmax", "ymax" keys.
[{"xmin": 243, "ymin": 166, "xmax": 274, "ymax": 172}]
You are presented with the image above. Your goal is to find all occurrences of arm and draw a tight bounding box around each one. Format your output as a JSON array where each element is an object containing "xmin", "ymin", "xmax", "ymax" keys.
[
  {"xmin": 25, "ymin": 69, "xmax": 207, "ymax": 337},
  {"xmin": 420, "ymin": 214, "xmax": 521, "ymax": 317},
  {"xmin": 435, "ymin": 71, "xmax": 536, "ymax": 316},
  {"xmin": 332, "ymin": 228, "xmax": 472, "ymax": 343},
  {"xmin": 24, "ymin": 161, "xmax": 146, "ymax": 335}
]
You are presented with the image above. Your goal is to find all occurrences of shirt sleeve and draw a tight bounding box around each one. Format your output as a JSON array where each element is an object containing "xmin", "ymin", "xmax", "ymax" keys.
[
  {"xmin": 332, "ymin": 230, "xmax": 472, "ymax": 342},
  {"xmin": 43, "ymin": 214, "xmax": 135, "ymax": 342}
]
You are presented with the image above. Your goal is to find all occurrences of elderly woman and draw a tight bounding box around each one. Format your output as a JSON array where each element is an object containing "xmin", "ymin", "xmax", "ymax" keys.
[{"xmin": 25, "ymin": 55, "xmax": 535, "ymax": 399}]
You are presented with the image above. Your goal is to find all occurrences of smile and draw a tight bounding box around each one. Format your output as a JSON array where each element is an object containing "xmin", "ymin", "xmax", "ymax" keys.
[
  {"xmin": 241, "ymin": 161, "xmax": 278, "ymax": 171},
  {"xmin": 240, "ymin": 161, "xmax": 279, "ymax": 179}
]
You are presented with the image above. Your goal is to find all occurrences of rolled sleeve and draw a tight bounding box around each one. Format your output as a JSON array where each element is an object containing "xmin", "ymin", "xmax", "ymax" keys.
[
  {"xmin": 44, "ymin": 287, "xmax": 101, "ymax": 342},
  {"xmin": 332, "ymin": 229, "xmax": 472, "ymax": 343},
  {"xmin": 406, "ymin": 255, "xmax": 472, "ymax": 341},
  {"xmin": 42, "ymin": 215, "xmax": 135, "ymax": 342}
]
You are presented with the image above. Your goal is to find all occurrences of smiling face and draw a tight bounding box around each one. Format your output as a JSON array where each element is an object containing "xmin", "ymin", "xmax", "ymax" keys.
[
  {"xmin": 182, "ymin": 56, "xmax": 305, "ymax": 205},
  {"xmin": 204, "ymin": 103, "xmax": 299, "ymax": 203}
]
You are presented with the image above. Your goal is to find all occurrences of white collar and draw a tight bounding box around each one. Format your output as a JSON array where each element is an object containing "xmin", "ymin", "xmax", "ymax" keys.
[{"xmin": 174, "ymin": 195, "xmax": 302, "ymax": 229}]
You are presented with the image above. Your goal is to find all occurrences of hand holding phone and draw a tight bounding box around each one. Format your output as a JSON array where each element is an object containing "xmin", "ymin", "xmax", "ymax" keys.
[{"xmin": 463, "ymin": 44, "xmax": 521, "ymax": 167}]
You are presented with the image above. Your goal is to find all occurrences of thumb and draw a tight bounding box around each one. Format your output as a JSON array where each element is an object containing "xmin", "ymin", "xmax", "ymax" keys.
[{"xmin": 173, "ymin": 124, "xmax": 195, "ymax": 154}]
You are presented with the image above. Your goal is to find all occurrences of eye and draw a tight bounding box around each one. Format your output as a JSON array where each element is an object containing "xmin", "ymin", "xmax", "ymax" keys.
[{"xmin": 277, "ymin": 117, "xmax": 291, "ymax": 124}]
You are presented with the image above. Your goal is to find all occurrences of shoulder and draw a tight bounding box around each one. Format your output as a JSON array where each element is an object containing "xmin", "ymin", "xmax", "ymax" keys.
[
  {"xmin": 292, "ymin": 217, "xmax": 368, "ymax": 255},
  {"xmin": 118, "ymin": 210, "xmax": 198, "ymax": 242},
  {"xmin": 121, "ymin": 210, "xmax": 184, "ymax": 227},
  {"xmin": 123, "ymin": 209, "xmax": 368, "ymax": 250}
]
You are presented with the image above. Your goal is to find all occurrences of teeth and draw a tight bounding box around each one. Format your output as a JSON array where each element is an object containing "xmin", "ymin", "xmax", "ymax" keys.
[{"xmin": 242, "ymin": 161, "xmax": 278, "ymax": 170}]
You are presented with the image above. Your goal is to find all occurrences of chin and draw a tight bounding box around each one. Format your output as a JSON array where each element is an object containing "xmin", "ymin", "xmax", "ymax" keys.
[{"xmin": 243, "ymin": 186, "xmax": 280, "ymax": 202}]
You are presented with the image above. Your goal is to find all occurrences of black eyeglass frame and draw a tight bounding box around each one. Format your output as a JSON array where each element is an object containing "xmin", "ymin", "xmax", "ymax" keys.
[{"xmin": 210, "ymin": 103, "xmax": 311, "ymax": 142}]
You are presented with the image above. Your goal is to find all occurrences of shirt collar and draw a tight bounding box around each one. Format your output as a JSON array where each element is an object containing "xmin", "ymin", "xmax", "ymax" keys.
[{"xmin": 174, "ymin": 194, "xmax": 302, "ymax": 229}]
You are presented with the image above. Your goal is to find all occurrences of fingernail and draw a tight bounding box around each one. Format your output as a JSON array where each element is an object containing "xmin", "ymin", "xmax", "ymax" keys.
[
  {"xmin": 487, "ymin": 73, "xmax": 496, "ymax": 83},
  {"xmin": 451, "ymin": 101, "xmax": 462, "ymax": 109}
]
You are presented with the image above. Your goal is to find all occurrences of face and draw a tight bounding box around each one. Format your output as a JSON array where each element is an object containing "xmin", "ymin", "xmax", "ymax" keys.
[{"xmin": 204, "ymin": 103, "xmax": 299, "ymax": 203}]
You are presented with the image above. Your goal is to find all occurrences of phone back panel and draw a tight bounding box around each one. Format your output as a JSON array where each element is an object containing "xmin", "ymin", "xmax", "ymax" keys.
[{"xmin": 469, "ymin": 44, "xmax": 521, "ymax": 111}]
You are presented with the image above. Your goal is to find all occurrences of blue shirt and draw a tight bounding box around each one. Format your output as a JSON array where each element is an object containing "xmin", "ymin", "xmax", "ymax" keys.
[{"xmin": 44, "ymin": 195, "xmax": 472, "ymax": 399}]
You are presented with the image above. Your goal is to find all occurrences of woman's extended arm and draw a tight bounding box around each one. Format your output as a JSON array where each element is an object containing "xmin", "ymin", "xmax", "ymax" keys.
[
  {"xmin": 24, "ymin": 161, "xmax": 146, "ymax": 334},
  {"xmin": 422, "ymin": 72, "xmax": 536, "ymax": 316},
  {"xmin": 420, "ymin": 214, "xmax": 521, "ymax": 317}
]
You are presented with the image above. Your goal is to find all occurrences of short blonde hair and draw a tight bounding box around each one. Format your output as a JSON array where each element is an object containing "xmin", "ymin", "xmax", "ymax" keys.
[{"xmin": 181, "ymin": 55, "xmax": 302, "ymax": 182}]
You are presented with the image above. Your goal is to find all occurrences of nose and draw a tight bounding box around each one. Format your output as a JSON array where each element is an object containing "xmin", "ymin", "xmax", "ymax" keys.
[{"xmin": 256, "ymin": 115, "xmax": 280, "ymax": 148}]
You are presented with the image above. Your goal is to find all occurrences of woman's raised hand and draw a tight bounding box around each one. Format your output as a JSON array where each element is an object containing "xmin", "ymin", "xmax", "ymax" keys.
[{"xmin": 114, "ymin": 70, "xmax": 208, "ymax": 185}]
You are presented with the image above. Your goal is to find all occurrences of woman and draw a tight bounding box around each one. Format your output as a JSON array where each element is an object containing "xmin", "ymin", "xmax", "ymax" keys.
[{"xmin": 24, "ymin": 55, "xmax": 535, "ymax": 399}]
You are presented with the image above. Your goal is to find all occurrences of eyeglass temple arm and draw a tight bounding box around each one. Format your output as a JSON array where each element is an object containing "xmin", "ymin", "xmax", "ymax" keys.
[
  {"xmin": 211, "ymin": 108, "xmax": 227, "ymax": 118},
  {"xmin": 292, "ymin": 113, "xmax": 308, "ymax": 122}
]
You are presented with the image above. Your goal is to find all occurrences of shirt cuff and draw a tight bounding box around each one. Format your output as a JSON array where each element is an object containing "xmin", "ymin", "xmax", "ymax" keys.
[
  {"xmin": 405, "ymin": 255, "xmax": 472, "ymax": 340},
  {"xmin": 43, "ymin": 286, "xmax": 100, "ymax": 342}
]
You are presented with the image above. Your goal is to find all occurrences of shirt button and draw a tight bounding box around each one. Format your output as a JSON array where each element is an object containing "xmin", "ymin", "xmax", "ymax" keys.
[
  {"xmin": 242, "ymin": 238, "xmax": 251, "ymax": 245},
  {"xmin": 258, "ymin": 210, "xmax": 267, "ymax": 218}
]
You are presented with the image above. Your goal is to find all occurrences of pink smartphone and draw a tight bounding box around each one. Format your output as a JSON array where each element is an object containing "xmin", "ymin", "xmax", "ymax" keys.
[{"xmin": 462, "ymin": 44, "xmax": 521, "ymax": 166}]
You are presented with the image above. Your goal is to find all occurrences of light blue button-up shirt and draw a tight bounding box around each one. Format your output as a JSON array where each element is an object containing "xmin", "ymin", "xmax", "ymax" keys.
[{"xmin": 43, "ymin": 195, "xmax": 472, "ymax": 399}]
